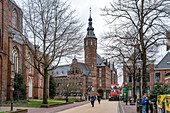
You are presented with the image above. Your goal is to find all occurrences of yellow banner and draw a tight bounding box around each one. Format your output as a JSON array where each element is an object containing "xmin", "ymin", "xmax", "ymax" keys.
[
  {"xmin": 157, "ymin": 95, "xmax": 166, "ymax": 109},
  {"xmin": 165, "ymin": 95, "xmax": 170, "ymax": 111}
]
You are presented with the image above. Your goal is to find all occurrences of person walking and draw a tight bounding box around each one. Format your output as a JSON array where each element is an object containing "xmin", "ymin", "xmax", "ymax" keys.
[
  {"xmin": 142, "ymin": 94, "xmax": 147, "ymax": 113},
  {"xmin": 97, "ymin": 94, "xmax": 101, "ymax": 104},
  {"xmin": 90, "ymin": 95, "xmax": 95, "ymax": 107},
  {"xmin": 146, "ymin": 96, "xmax": 149, "ymax": 113}
]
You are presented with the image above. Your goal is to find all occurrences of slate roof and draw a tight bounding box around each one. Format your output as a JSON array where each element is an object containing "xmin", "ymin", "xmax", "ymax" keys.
[
  {"xmin": 53, "ymin": 62, "xmax": 89, "ymax": 77},
  {"xmin": 53, "ymin": 65, "xmax": 70, "ymax": 77},
  {"xmin": 155, "ymin": 52, "xmax": 170, "ymax": 69},
  {"xmin": 97, "ymin": 53, "xmax": 105, "ymax": 66},
  {"xmin": 78, "ymin": 62, "xmax": 89, "ymax": 76}
]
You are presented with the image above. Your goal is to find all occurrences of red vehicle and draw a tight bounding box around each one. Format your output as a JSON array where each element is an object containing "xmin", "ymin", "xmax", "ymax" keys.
[{"xmin": 109, "ymin": 84, "xmax": 120, "ymax": 101}]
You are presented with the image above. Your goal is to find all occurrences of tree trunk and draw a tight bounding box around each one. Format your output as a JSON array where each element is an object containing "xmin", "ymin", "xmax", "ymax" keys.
[
  {"xmin": 142, "ymin": 50, "xmax": 147, "ymax": 95},
  {"xmin": 43, "ymin": 69, "xmax": 48, "ymax": 104}
]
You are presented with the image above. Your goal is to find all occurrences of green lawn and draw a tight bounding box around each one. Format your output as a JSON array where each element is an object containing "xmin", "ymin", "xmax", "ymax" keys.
[
  {"xmin": 49, "ymin": 99, "xmax": 82, "ymax": 102},
  {"xmin": 14, "ymin": 101, "xmax": 63, "ymax": 107},
  {"xmin": 0, "ymin": 111, "xmax": 10, "ymax": 113}
]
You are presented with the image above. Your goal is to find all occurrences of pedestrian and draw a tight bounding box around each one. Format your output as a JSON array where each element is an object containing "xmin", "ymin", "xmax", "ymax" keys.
[
  {"xmin": 85, "ymin": 94, "xmax": 87, "ymax": 101},
  {"xmin": 142, "ymin": 94, "xmax": 147, "ymax": 113},
  {"xmin": 88, "ymin": 95, "xmax": 90, "ymax": 101},
  {"xmin": 90, "ymin": 95, "xmax": 95, "ymax": 107},
  {"xmin": 97, "ymin": 94, "xmax": 101, "ymax": 104},
  {"xmin": 146, "ymin": 96, "xmax": 149, "ymax": 113},
  {"xmin": 149, "ymin": 100, "xmax": 153, "ymax": 113}
]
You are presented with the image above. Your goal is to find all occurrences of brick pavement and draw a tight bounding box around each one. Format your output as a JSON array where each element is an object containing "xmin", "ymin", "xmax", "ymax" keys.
[
  {"xmin": 119, "ymin": 101, "xmax": 136, "ymax": 113},
  {"xmin": 58, "ymin": 100, "xmax": 118, "ymax": 113}
]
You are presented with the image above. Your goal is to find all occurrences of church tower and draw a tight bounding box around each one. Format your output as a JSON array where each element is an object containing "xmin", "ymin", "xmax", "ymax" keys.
[
  {"xmin": 84, "ymin": 8, "xmax": 97, "ymax": 95},
  {"xmin": 84, "ymin": 8, "xmax": 97, "ymax": 77}
]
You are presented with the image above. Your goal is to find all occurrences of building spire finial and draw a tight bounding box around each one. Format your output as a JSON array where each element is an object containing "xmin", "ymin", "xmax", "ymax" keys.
[
  {"xmin": 90, "ymin": 7, "xmax": 91, "ymax": 18},
  {"xmin": 86, "ymin": 8, "xmax": 96, "ymax": 38}
]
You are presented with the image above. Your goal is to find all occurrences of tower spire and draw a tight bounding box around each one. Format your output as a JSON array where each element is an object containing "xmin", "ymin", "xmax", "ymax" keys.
[{"xmin": 86, "ymin": 8, "xmax": 96, "ymax": 38}]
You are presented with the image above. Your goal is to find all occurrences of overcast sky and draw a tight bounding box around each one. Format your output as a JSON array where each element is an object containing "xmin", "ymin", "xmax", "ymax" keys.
[{"xmin": 15, "ymin": 0, "xmax": 168, "ymax": 86}]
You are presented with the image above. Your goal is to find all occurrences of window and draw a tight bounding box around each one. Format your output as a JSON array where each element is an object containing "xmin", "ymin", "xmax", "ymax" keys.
[
  {"xmin": 127, "ymin": 73, "xmax": 132, "ymax": 83},
  {"xmin": 86, "ymin": 54, "xmax": 88, "ymax": 58},
  {"xmin": 99, "ymin": 79, "xmax": 102, "ymax": 87},
  {"xmin": 99, "ymin": 68, "xmax": 102, "ymax": 77},
  {"xmin": 91, "ymin": 63, "xmax": 94, "ymax": 68},
  {"xmin": 28, "ymin": 54, "xmax": 31, "ymax": 73},
  {"xmin": 56, "ymin": 71, "xmax": 58, "ymax": 75},
  {"xmin": 147, "ymin": 72, "xmax": 150, "ymax": 82},
  {"xmin": 40, "ymin": 74, "xmax": 42, "ymax": 86},
  {"xmin": 155, "ymin": 72, "xmax": 161, "ymax": 83},
  {"xmin": 12, "ymin": 48, "xmax": 18, "ymax": 72},
  {"xmin": 95, "ymin": 40, "xmax": 96, "ymax": 46},
  {"xmin": 62, "ymin": 71, "xmax": 64, "ymax": 74},
  {"xmin": 91, "ymin": 40, "xmax": 93, "ymax": 45},
  {"xmin": 147, "ymin": 86, "xmax": 150, "ymax": 95},
  {"xmin": 13, "ymin": 10, "xmax": 17, "ymax": 27},
  {"xmin": 86, "ymin": 40, "xmax": 88, "ymax": 46}
]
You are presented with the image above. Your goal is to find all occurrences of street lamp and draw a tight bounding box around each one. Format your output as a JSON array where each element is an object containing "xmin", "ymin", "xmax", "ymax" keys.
[
  {"xmin": 125, "ymin": 81, "xmax": 128, "ymax": 105},
  {"xmin": 10, "ymin": 71, "xmax": 15, "ymax": 111},
  {"xmin": 66, "ymin": 84, "xmax": 69, "ymax": 102},
  {"xmin": 137, "ymin": 59, "xmax": 143, "ymax": 113}
]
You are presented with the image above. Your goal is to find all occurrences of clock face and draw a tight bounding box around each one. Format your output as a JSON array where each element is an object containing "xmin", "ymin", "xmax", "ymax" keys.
[{"xmin": 74, "ymin": 62, "xmax": 76, "ymax": 64}]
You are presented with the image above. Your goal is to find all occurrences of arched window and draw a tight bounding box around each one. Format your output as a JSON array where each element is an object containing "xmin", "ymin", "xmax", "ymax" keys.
[
  {"xmin": 13, "ymin": 10, "xmax": 17, "ymax": 27},
  {"xmin": 12, "ymin": 48, "xmax": 18, "ymax": 72},
  {"xmin": 28, "ymin": 54, "xmax": 31, "ymax": 73}
]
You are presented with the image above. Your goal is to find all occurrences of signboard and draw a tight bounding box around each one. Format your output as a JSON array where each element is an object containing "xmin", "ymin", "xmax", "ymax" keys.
[
  {"xmin": 165, "ymin": 95, "xmax": 170, "ymax": 111},
  {"xmin": 157, "ymin": 95, "xmax": 166, "ymax": 109}
]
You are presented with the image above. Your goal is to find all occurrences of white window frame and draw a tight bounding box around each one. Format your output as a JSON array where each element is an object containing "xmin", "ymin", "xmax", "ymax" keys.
[
  {"xmin": 91, "ymin": 40, "xmax": 93, "ymax": 45},
  {"xmin": 86, "ymin": 40, "xmax": 88, "ymax": 45},
  {"xmin": 13, "ymin": 10, "xmax": 17, "ymax": 27},
  {"xmin": 28, "ymin": 54, "xmax": 31, "ymax": 73},
  {"xmin": 91, "ymin": 63, "xmax": 94, "ymax": 68},
  {"xmin": 99, "ymin": 68, "xmax": 102, "ymax": 77},
  {"xmin": 155, "ymin": 72, "xmax": 161, "ymax": 83},
  {"xmin": 99, "ymin": 79, "xmax": 102, "ymax": 87},
  {"xmin": 12, "ymin": 48, "xmax": 18, "ymax": 72}
]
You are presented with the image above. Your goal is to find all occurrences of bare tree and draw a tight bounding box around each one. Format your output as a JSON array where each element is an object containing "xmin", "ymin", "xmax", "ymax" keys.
[
  {"xmin": 101, "ymin": 0, "xmax": 170, "ymax": 94},
  {"xmin": 23, "ymin": 0, "xmax": 83, "ymax": 104}
]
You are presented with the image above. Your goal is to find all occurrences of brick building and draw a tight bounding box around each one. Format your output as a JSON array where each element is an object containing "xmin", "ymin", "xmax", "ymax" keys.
[
  {"xmin": 52, "ymin": 10, "xmax": 117, "ymax": 99},
  {"xmin": 123, "ymin": 32, "xmax": 170, "ymax": 97},
  {"xmin": 0, "ymin": 0, "xmax": 44, "ymax": 102}
]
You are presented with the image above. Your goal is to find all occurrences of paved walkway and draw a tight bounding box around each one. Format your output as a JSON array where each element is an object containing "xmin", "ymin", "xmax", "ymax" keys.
[
  {"xmin": 58, "ymin": 100, "xmax": 118, "ymax": 113},
  {"xmin": 119, "ymin": 101, "xmax": 136, "ymax": 113},
  {"xmin": 0, "ymin": 101, "xmax": 89, "ymax": 113}
]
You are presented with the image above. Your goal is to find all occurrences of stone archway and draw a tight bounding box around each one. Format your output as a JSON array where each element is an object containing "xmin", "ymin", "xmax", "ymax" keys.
[
  {"xmin": 29, "ymin": 77, "xmax": 32, "ymax": 97},
  {"xmin": 97, "ymin": 89, "xmax": 104, "ymax": 97}
]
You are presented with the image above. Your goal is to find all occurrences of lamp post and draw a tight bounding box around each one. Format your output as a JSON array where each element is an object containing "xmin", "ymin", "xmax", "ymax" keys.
[
  {"xmin": 10, "ymin": 71, "xmax": 15, "ymax": 111},
  {"xmin": 137, "ymin": 59, "xmax": 142, "ymax": 113},
  {"xmin": 125, "ymin": 82, "xmax": 128, "ymax": 105},
  {"xmin": 66, "ymin": 84, "xmax": 69, "ymax": 102}
]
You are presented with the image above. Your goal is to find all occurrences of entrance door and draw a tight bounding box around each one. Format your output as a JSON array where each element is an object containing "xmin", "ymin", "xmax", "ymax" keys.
[{"xmin": 29, "ymin": 77, "xmax": 32, "ymax": 97}]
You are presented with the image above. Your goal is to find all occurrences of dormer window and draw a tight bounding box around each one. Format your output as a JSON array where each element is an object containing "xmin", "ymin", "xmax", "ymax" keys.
[{"xmin": 13, "ymin": 10, "xmax": 17, "ymax": 27}]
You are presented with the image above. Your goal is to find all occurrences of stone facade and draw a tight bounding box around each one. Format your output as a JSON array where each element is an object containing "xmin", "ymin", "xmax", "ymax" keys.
[{"xmin": 0, "ymin": 0, "xmax": 44, "ymax": 102}]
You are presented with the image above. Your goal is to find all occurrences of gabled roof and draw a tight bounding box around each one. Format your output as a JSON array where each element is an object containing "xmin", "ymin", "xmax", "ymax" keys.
[
  {"xmin": 97, "ymin": 53, "xmax": 105, "ymax": 66},
  {"xmin": 155, "ymin": 52, "xmax": 170, "ymax": 69},
  {"xmin": 78, "ymin": 62, "xmax": 89, "ymax": 76}
]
